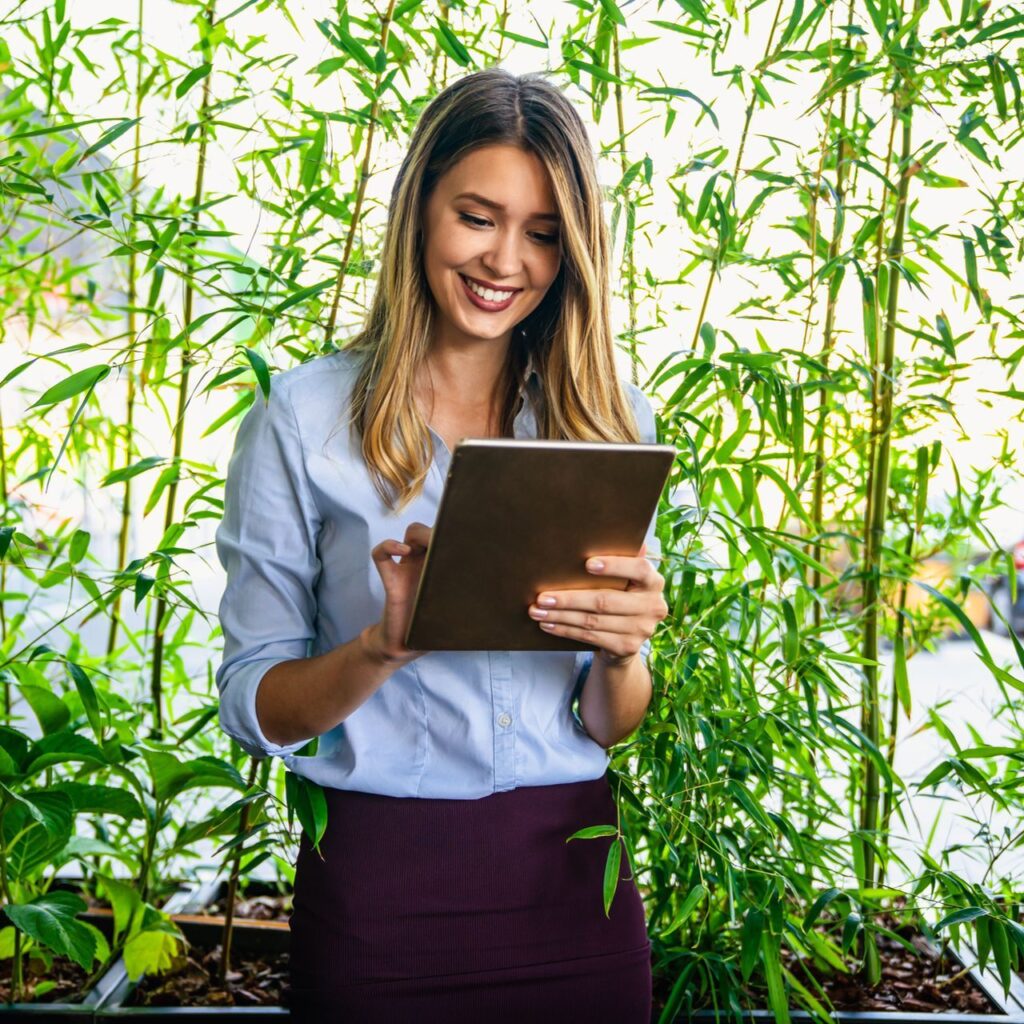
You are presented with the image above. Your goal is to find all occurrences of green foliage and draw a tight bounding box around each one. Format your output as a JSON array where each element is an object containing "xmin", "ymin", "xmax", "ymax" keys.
[{"xmin": 1, "ymin": 0, "xmax": 1023, "ymax": 1014}]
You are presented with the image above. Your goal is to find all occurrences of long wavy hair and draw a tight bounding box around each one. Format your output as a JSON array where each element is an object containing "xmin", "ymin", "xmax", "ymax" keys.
[{"xmin": 343, "ymin": 67, "xmax": 643, "ymax": 513}]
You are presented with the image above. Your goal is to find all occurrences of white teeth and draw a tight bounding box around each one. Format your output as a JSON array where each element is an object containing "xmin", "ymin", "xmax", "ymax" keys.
[{"xmin": 463, "ymin": 276, "xmax": 514, "ymax": 303}]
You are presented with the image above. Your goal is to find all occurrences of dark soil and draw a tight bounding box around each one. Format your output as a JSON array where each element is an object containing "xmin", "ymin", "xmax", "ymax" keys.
[
  {"xmin": 0, "ymin": 952, "xmax": 90, "ymax": 1003},
  {"xmin": 653, "ymin": 923, "xmax": 999, "ymax": 1016},
  {"xmin": 124, "ymin": 941, "xmax": 289, "ymax": 1008}
]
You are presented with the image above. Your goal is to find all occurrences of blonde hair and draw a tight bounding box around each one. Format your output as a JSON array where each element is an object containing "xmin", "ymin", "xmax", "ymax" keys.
[{"xmin": 343, "ymin": 67, "xmax": 642, "ymax": 513}]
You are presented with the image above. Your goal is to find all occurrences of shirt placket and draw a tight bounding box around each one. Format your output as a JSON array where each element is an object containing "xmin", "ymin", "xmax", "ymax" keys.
[{"xmin": 489, "ymin": 649, "xmax": 516, "ymax": 791}]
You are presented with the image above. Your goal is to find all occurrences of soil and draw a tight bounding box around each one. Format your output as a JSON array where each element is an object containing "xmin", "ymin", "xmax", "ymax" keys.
[
  {"xmin": 124, "ymin": 941, "xmax": 289, "ymax": 1008},
  {"xmin": 0, "ymin": 952, "xmax": 90, "ymax": 1003},
  {"xmin": 653, "ymin": 922, "xmax": 999, "ymax": 1016}
]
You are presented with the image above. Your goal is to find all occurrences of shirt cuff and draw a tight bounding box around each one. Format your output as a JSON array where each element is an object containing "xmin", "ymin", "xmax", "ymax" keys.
[{"xmin": 218, "ymin": 658, "xmax": 309, "ymax": 759}]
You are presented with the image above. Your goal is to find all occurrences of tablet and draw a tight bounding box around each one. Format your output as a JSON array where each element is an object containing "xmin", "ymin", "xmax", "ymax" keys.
[{"xmin": 404, "ymin": 438, "xmax": 675, "ymax": 651}]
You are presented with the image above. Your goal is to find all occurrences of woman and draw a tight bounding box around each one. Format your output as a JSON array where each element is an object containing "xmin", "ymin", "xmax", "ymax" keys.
[{"xmin": 214, "ymin": 67, "xmax": 669, "ymax": 1022}]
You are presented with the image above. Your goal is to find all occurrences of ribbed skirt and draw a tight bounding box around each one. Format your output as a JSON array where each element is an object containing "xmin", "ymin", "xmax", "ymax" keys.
[{"xmin": 287, "ymin": 771, "xmax": 652, "ymax": 1023}]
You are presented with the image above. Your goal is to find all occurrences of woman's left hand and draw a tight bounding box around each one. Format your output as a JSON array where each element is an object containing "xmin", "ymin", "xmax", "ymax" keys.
[{"xmin": 528, "ymin": 544, "xmax": 669, "ymax": 664}]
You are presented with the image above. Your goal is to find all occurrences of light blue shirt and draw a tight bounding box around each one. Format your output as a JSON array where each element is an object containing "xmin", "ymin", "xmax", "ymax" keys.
[{"xmin": 214, "ymin": 347, "xmax": 660, "ymax": 799}]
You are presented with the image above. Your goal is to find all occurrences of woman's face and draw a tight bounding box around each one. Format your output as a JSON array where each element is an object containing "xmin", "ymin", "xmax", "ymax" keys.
[{"xmin": 420, "ymin": 143, "xmax": 562, "ymax": 351}]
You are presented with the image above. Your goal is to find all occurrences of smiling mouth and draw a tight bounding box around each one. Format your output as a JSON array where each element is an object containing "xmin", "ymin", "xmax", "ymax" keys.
[{"xmin": 459, "ymin": 273, "xmax": 520, "ymax": 310}]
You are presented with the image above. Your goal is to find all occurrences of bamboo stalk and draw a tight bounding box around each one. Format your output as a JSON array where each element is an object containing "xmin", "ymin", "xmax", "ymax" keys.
[
  {"xmin": 612, "ymin": 29, "xmax": 639, "ymax": 387},
  {"xmin": 323, "ymin": 0, "xmax": 399, "ymax": 348},
  {"xmin": 106, "ymin": 0, "xmax": 145, "ymax": 661},
  {"xmin": 147, "ymin": 0, "xmax": 217, "ymax": 738},
  {"xmin": 857, "ymin": 3, "xmax": 920, "ymax": 973}
]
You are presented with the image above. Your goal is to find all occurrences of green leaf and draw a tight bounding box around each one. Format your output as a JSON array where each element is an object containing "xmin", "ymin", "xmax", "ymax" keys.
[
  {"xmin": 602, "ymin": 837, "xmax": 622, "ymax": 918},
  {"xmin": 97, "ymin": 874, "xmax": 143, "ymax": 945},
  {"xmin": 29, "ymin": 365, "xmax": 111, "ymax": 408},
  {"xmin": 101, "ymin": 456, "xmax": 167, "ymax": 488},
  {"xmin": 803, "ymin": 887, "xmax": 843, "ymax": 931},
  {"xmin": 6, "ymin": 892, "xmax": 97, "ymax": 969},
  {"xmin": 300, "ymin": 120, "xmax": 327, "ymax": 192},
  {"xmin": 660, "ymin": 883, "xmax": 706, "ymax": 938},
  {"xmin": 20, "ymin": 685, "xmax": 71, "ymax": 735},
  {"xmin": 761, "ymin": 928, "xmax": 791, "ymax": 1024},
  {"xmin": 568, "ymin": 59, "xmax": 625, "ymax": 86},
  {"xmin": 54, "ymin": 782, "xmax": 144, "ymax": 821},
  {"xmin": 566, "ymin": 824, "xmax": 618, "ymax": 841},
  {"xmin": 598, "ymin": 0, "xmax": 627, "ymax": 26},
  {"xmin": 893, "ymin": 628, "xmax": 911, "ymax": 719},
  {"xmin": 176, "ymin": 62, "xmax": 212, "ymax": 99},
  {"xmin": 244, "ymin": 347, "xmax": 271, "ymax": 400},
  {"xmin": 990, "ymin": 917, "xmax": 1013, "ymax": 994},
  {"xmin": 66, "ymin": 661, "xmax": 104, "ymax": 742},
  {"xmin": 124, "ymin": 924, "xmax": 184, "ymax": 981},
  {"xmin": 287, "ymin": 772, "xmax": 328, "ymax": 852},
  {"xmin": 433, "ymin": 18, "xmax": 472, "ymax": 66},
  {"xmin": 740, "ymin": 908, "xmax": 764, "ymax": 981},
  {"xmin": 78, "ymin": 119, "xmax": 140, "ymax": 164},
  {"xmin": 935, "ymin": 905, "xmax": 986, "ymax": 931}
]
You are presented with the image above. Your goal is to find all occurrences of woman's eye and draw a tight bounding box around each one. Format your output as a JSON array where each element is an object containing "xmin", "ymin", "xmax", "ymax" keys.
[{"xmin": 458, "ymin": 212, "xmax": 557, "ymax": 246}]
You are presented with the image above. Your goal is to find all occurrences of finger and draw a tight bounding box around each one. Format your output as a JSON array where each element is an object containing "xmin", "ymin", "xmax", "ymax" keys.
[
  {"xmin": 371, "ymin": 539, "xmax": 412, "ymax": 564},
  {"xmin": 535, "ymin": 619, "xmax": 640, "ymax": 656},
  {"xmin": 404, "ymin": 521, "xmax": 432, "ymax": 549},
  {"xmin": 532, "ymin": 587, "xmax": 643, "ymax": 615},
  {"xmin": 530, "ymin": 604, "xmax": 636, "ymax": 635},
  {"xmin": 584, "ymin": 554, "xmax": 658, "ymax": 587}
]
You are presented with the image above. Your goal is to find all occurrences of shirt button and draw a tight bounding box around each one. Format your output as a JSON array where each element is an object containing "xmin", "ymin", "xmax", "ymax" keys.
[{"xmin": 497, "ymin": 712, "xmax": 512, "ymax": 728}]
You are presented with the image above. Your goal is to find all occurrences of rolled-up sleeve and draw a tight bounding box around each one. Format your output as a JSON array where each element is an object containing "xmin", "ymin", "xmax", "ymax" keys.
[{"xmin": 214, "ymin": 379, "xmax": 322, "ymax": 759}]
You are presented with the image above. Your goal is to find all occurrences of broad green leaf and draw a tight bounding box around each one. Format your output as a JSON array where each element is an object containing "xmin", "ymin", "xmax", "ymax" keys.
[
  {"xmin": 124, "ymin": 925, "xmax": 184, "ymax": 981},
  {"xmin": 20, "ymin": 685, "xmax": 71, "ymax": 735},
  {"xmin": 6, "ymin": 892, "xmax": 97, "ymax": 969}
]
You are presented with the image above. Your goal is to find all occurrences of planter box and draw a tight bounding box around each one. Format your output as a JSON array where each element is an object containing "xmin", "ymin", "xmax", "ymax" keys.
[
  {"xmin": 93, "ymin": 918, "xmax": 289, "ymax": 1019},
  {"xmin": 0, "ymin": 885, "xmax": 202, "ymax": 1019},
  {"xmin": 182, "ymin": 880, "xmax": 290, "ymax": 928},
  {"xmin": 669, "ymin": 936, "xmax": 1024, "ymax": 1024}
]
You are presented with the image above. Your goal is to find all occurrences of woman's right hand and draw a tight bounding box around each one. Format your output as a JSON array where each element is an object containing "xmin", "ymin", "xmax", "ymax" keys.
[{"xmin": 365, "ymin": 521, "xmax": 433, "ymax": 664}]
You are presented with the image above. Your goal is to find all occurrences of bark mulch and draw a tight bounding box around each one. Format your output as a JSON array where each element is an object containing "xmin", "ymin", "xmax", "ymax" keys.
[
  {"xmin": 0, "ymin": 953, "xmax": 90, "ymax": 1003},
  {"xmin": 124, "ymin": 942, "xmax": 289, "ymax": 1008}
]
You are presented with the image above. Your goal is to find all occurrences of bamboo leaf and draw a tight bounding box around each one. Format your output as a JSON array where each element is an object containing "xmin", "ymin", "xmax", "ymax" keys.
[
  {"xmin": 30, "ymin": 365, "xmax": 111, "ymax": 408},
  {"xmin": 78, "ymin": 118, "xmax": 140, "ymax": 164},
  {"xmin": 433, "ymin": 18, "xmax": 472, "ymax": 66},
  {"xmin": 176, "ymin": 62, "xmax": 212, "ymax": 99},
  {"xmin": 602, "ymin": 837, "xmax": 622, "ymax": 918}
]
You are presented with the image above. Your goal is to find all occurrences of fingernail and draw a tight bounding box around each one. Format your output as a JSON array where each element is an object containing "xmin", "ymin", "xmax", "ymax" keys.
[
  {"xmin": 530, "ymin": 607, "xmax": 548, "ymax": 618},
  {"xmin": 538, "ymin": 596, "xmax": 556, "ymax": 607},
  {"xmin": 587, "ymin": 559, "xmax": 604, "ymax": 572}
]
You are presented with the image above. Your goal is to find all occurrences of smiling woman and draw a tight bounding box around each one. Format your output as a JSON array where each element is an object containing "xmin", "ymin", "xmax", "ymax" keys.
[{"xmin": 214, "ymin": 67, "xmax": 664, "ymax": 1023}]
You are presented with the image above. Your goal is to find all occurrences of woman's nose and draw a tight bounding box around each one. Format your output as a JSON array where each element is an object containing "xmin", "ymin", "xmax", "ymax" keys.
[{"xmin": 480, "ymin": 230, "xmax": 523, "ymax": 281}]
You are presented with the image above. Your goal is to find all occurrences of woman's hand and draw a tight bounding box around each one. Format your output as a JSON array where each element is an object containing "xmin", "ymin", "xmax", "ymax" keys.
[
  {"xmin": 364, "ymin": 521, "xmax": 433, "ymax": 665},
  {"xmin": 527, "ymin": 543, "xmax": 668, "ymax": 664}
]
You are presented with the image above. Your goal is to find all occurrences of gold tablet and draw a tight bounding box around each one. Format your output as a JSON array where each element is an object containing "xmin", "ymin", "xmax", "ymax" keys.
[{"xmin": 404, "ymin": 438, "xmax": 675, "ymax": 652}]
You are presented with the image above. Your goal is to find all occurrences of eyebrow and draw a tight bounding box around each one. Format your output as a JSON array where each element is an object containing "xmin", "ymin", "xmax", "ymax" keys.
[{"xmin": 452, "ymin": 191, "xmax": 561, "ymax": 223}]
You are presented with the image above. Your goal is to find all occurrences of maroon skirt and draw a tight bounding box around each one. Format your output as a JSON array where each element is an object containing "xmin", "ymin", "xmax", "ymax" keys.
[{"xmin": 287, "ymin": 771, "xmax": 652, "ymax": 1023}]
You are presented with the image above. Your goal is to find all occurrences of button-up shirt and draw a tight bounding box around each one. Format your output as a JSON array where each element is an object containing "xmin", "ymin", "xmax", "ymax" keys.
[{"xmin": 214, "ymin": 348, "xmax": 660, "ymax": 799}]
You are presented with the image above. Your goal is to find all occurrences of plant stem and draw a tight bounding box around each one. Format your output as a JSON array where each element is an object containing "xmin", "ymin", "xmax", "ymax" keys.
[
  {"xmin": 323, "ymin": 0, "xmax": 398, "ymax": 348},
  {"xmin": 147, "ymin": 0, "xmax": 216, "ymax": 738},
  {"xmin": 107, "ymin": 0, "xmax": 145, "ymax": 662},
  {"xmin": 217, "ymin": 758, "xmax": 260, "ymax": 987}
]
